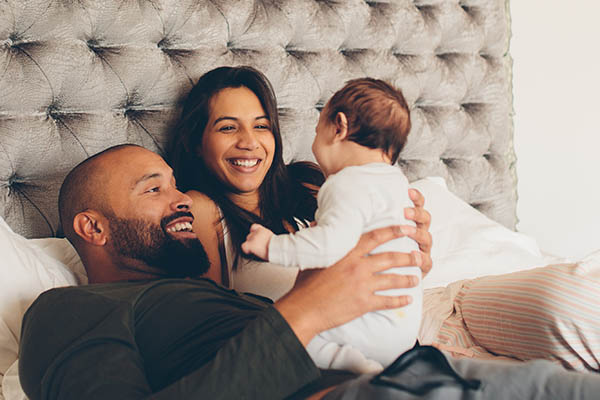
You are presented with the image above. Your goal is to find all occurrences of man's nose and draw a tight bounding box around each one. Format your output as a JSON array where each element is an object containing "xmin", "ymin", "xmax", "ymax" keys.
[{"xmin": 172, "ymin": 189, "xmax": 192, "ymax": 211}]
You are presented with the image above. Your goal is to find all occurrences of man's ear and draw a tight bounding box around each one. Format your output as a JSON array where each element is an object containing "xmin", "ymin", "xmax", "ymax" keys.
[
  {"xmin": 72, "ymin": 210, "xmax": 108, "ymax": 246},
  {"xmin": 333, "ymin": 112, "xmax": 349, "ymax": 142}
]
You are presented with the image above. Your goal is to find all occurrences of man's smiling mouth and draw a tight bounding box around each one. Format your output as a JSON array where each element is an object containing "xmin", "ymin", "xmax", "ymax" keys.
[
  {"xmin": 166, "ymin": 222, "xmax": 193, "ymax": 233},
  {"xmin": 162, "ymin": 212, "xmax": 195, "ymax": 238}
]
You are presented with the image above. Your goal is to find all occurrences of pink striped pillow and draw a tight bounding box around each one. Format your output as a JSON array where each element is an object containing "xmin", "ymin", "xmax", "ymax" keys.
[{"xmin": 436, "ymin": 253, "xmax": 600, "ymax": 372}]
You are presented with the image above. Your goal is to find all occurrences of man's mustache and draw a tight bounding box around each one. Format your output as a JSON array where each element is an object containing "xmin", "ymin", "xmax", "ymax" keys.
[{"xmin": 160, "ymin": 211, "xmax": 195, "ymax": 230}]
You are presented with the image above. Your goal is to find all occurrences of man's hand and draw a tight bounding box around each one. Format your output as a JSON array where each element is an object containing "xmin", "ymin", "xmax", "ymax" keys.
[
  {"xmin": 404, "ymin": 188, "xmax": 433, "ymax": 277},
  {"xmin": 241, "ymin": 223, "xmax": 274, "ymax": 260},
  {"xmin": 275, "ymin": 226, "xmax": 422, "ymax": 346}
]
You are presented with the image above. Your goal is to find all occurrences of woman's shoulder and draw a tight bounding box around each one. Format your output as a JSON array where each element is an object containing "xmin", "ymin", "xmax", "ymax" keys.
[
  {"xmin": 184, "ymin": 189, "xmax": 225, "ymax": 284},
  {"xmin": 185, "ymin": 190, "xmax": 220, "ymax": 220},
  {"xmin": 185, "ymin": 189, "xmax": 215, "ymax": 204}
]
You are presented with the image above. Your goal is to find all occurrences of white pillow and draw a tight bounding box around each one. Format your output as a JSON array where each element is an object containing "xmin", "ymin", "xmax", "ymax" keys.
[
  {"xmin": 410, "ymin": 177, "xmax": 545, "ymax": 289},
  {"xmin": 2, "ymin": 360, "xmax": 24, "ymax": 400},
  {"xmin": 0, "ymin": 217, "xmax": 82, "ymax": 391}
]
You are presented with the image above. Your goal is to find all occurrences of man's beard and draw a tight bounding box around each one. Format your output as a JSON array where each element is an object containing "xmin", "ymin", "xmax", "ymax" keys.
[{"xmin": 106, "ymin": 211, "xmax": 210, "ymax": 279}]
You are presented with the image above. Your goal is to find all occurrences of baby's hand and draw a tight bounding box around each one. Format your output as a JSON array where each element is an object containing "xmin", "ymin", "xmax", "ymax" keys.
[{"xmin": 241, "ymin": 224, "xmax": 274, "ymax": 260}]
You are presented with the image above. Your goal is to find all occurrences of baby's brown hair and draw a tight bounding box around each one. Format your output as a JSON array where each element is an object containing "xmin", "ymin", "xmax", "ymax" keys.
[{"xmin": 325, "ymin": 78, "xmax": 411, "ymax": 164}]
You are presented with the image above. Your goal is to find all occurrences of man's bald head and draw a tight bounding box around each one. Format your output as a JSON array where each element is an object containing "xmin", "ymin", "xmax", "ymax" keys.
[
  {"xmin": 58, "ymin": 144, "xmax": 142, "ymax": 244},
  {"xmin": 58, "ymin": 144, "xmax": 209, "ymax": 282}
]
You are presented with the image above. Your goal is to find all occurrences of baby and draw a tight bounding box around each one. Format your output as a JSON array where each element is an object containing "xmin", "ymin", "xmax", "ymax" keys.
[{"xmin": 242, "ymin": 78, "xmax": 422, "ymax": 373}]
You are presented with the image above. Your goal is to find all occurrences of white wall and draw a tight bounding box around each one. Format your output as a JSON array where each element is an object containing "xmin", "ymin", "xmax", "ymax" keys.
[{"xmin": 511, "ymin": 1, "xmax": 600, "ymax": 259}]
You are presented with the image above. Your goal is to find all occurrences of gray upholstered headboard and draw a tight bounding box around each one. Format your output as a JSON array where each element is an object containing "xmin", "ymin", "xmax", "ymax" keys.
[{"xmin": 0, "ymin": 0, "xmax": 515, "ymax": 239}]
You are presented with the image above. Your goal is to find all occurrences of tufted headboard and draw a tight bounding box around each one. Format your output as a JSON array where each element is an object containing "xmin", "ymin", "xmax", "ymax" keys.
[{"xmin": 0, "ymin": 0, "xmax": 515, "ymax": 239}]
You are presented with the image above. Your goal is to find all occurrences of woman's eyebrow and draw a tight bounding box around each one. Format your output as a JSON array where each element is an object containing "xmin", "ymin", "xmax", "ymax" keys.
[
  {"xmin": 212, "ymin": 115, "xmax": 269, "ymax": 125},
  {"xmin": 213, "ymin": 116, "xmax": 237, "ymax": 125}
]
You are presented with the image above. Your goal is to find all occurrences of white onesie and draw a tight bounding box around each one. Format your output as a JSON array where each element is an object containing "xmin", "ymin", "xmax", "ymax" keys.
[{"xmin": 265, "ymin": 163, "xmax": 423, "ymax": 373}]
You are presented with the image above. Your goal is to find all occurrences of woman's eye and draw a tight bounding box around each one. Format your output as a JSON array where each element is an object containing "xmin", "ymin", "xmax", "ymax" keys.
[
  {"xmin": 219, "ymin": 125, "xmax": 235, "ymax": 132},
  {"xmin": 255, "ymin": 124, "xmax": 271, "ymax": 130}
]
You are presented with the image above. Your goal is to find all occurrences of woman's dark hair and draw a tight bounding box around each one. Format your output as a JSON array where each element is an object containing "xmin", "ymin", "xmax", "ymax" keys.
[{"xmin": 168, "ymin": 66, "xmax": 324, "ymax": 269}]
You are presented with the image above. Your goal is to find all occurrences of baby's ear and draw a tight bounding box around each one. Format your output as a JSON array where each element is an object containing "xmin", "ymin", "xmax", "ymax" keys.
[{"xmin": 334, "ymin": 112, "xmax": 349, "ymax": 140}]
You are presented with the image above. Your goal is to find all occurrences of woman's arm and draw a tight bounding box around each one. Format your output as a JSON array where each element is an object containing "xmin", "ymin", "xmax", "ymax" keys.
[{"xmin": 186, "ymin": 190, "xmax": 226, "ymax": 285}]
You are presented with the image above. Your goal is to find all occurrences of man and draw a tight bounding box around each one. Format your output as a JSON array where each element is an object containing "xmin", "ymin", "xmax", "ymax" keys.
[
  {"xmin": 19, "ymin": 144, "xmax": 422, "ymax": 399},
  {"xmin": 19, "ymin": 145, "xmax": 600, "ymax": 400}
]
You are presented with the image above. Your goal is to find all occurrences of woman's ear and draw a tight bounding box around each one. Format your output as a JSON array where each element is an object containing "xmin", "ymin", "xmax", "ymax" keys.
[
  {"xmin": 72, "ymin": 211, "xmax": 108, "ymax": 246},
  {"xmin": 333, "ymin": 112, "xmax": 349, "ymax": 141}
]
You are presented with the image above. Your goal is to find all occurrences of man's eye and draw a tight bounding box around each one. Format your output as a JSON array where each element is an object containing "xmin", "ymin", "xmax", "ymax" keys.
[{"xmin": 146, "ymin": 187, "xmax": 160, "ymax": 193}]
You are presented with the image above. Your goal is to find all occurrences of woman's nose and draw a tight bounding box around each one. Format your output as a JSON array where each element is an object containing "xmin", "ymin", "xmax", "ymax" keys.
[{"xmin": 236, "ymin": 127, "xmax": 259, "ymax": 150}]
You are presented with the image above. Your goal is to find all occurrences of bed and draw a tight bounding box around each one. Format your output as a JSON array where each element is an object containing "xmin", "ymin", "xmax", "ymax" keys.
[{"xmin": 1, "ymin": 0, "xmax": 593, "ymax": 398}]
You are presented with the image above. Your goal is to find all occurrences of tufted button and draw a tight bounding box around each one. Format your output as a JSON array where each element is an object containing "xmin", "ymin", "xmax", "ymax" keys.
[
  {"xmin": 124, "ymin": 107, "xmax": 142, "ymax": 121},
  {"xmin": 46, "ymin": 105, "xmax": 60, "ymax": 120},
  {"xmin": 7, "ymin": 175, "xmax": 22, "ymax": 188},
  {"xmin": 124, "ymin": 108, "xmax": 134, "ymax": 119},
  {"xmin": 157, "ymin": 37, "xmax": 170, "ymax": 50},
  {"xmin": 284, "ymin": 45, "xmax": 296, "ymax": 55},
  {"xmin": 7, "ymin": 33, "xmax": 21, "ymax": 47},
  {"xmin": 86, "ymin": 39, "xmax": 109, "ymax": 56},
  {"xmin": 86, "ymin": 39, "xmax": 101, "ymax": 54}
]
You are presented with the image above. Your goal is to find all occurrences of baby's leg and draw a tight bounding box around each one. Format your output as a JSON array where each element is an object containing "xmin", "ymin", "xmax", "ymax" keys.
[
  {"xmin": 319, "ymin": 266, "xmax": 423, "ymax": 367},
  {"xmin": 307, "ymin": 335, "xmax": 384, "ymax": 374}
]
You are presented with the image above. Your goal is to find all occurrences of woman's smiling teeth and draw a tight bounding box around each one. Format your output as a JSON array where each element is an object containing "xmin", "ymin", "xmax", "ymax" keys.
[
  {"xmin": 229, "ymin": 158, "xmax": 260, "ymax": 168},
  {"xmin": 166, "ymin": 222, "xmax": 193, "ymax": 233}
]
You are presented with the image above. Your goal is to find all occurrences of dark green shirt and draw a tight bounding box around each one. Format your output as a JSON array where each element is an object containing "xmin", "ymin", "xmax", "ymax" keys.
[{"xmin": 19, "ymin": 279, "xmax": 321, "ymax": 400}]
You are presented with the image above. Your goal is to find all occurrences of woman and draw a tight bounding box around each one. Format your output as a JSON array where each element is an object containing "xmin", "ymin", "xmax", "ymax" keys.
[
  {"xmin": 168, "ymin": 65, "xmax": 431, "ymax": 299},
  {"xmin": 168, "ymin": 66, "xmax": 599, "ymax": 372}
]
